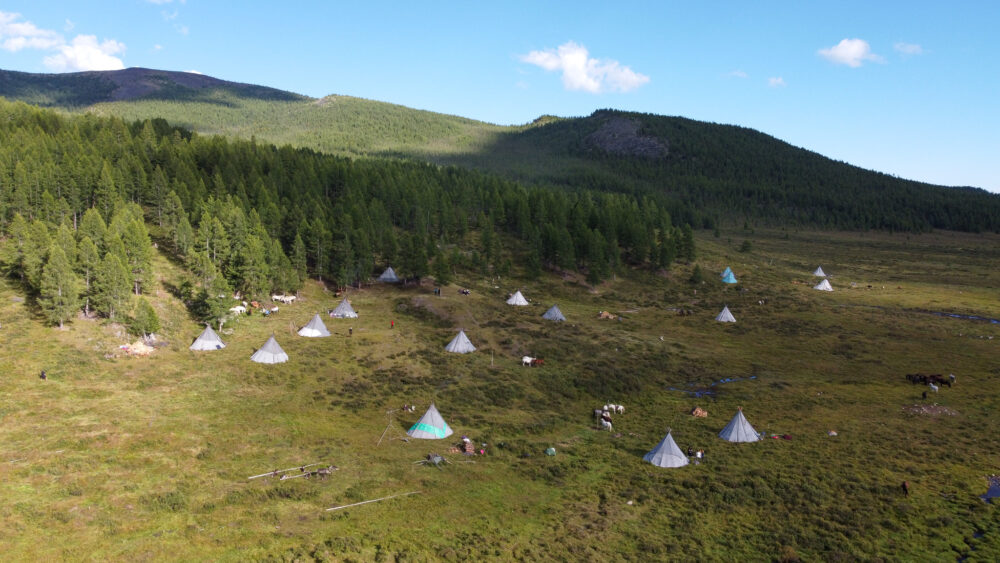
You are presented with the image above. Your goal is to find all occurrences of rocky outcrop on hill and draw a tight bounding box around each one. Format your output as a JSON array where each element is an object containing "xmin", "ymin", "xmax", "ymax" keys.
[{"xmin": 584, "ymin": 114, "xmax": 668, "ymax": 158}]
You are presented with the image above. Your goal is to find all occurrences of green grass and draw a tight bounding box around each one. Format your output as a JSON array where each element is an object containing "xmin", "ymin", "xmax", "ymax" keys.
[{"xmin": 2, "ymin": 228, "xmax": 1000, "ymax": 560}]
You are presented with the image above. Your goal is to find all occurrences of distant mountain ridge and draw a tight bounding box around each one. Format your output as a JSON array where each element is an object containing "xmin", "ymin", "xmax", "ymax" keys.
[
  {"xmin": 0, "ymin": 67, "xmax": 305, "ymax": 107},
  {"xmin": 2, "ymin": 66, "xmax": 998, "ymax": 232}
]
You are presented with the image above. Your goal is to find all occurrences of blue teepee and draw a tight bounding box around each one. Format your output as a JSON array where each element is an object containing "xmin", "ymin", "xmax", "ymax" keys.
[{"xmin": 721, "ymin": 271, "xmax": 738, "ymax": 284}]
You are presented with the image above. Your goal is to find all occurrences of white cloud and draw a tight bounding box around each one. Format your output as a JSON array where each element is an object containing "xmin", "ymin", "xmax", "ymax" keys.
[
  {"xmin": 64, "ymin": 19, "xmax": 74, "ymax": 32},
  {"xmin": 727, "ymin": 70, "xmax": 748, "ymax": 79},
  {"xmin": 894, "ymin": 42, "xmax": 924, "ymax": 56},
  {"xmin": 153, "ymin": 44, "xmax": 163, "ymax": 51},
  {"xmin": 175, "ymin": 24, "xmax": 189, "ymax": 35},
  {"xmin": 519, "ymin": 41, "xmax": 649, "ymax": 94},
  {"xmin": 0, "ymin": 11, "xmax": 63, "ymax": 51},
  {"xmin": 43, "ymin": 35, "xmax": 125, "ymax": 71},
  {"xmin": 162, "ymin": 10, "xmax": 179, "ymax": 21},
  {"xmin": 818, "ymin": 38, "xmax": 884, "ymax": 67},
  {"xmin": 1, "ymin": 11, "xmax": 126, "ymax": 71},
  {"xmin": 768, "ymin": 76, "xmax": 786, "ymax": 87}
]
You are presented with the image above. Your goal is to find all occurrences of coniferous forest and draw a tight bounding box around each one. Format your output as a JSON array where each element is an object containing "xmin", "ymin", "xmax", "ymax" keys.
[{"xmin": 0, "ymin": 99, "xmax": 685, "ymax": 330}]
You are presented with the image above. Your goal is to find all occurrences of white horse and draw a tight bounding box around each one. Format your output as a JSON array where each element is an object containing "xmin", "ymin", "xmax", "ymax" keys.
[
  {"xmin": 615, "ymin": 404, "xmax": 625, "ymax": 414},
  {"xmin": 929, "ymin": 382, "xmax": 939, "ymax": 393},
  {"xmin": 229, "ymin": 305, "xmax": 247, "ymax": 315},
  {"xmin": 522, "ymin": 356, "xmax": 534, "ymax": 366}
]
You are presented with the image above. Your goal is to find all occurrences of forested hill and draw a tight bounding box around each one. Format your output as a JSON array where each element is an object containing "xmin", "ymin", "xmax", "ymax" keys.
[{"xmin": 2, "ymin": 67, "xmax": 999, "ymax": 233}]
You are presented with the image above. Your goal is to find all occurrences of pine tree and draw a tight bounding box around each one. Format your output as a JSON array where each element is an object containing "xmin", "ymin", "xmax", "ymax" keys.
[
  {"xmin": 432, "ymin": 250, "xmax": 451, "ymax": 286},
  {"xmin": 77, "ymin": 236, "xmax": 100, "ymax": 316},
  {"xmin": 38, "ymin": 244, "xmax": 81, "ymax": 328},
  {"xmin": 93, "ymin": 253, "xmax": 131, "ymax": 321},
  {"xmin": 236, "ymin": 235, "xmax": 270, "ymax": 299},
  {"xmin": 175, "ymin": 216, "xmax": 194, "ymax": 256},
  {"xmin": 130, "ymin": 297, "xmax": 160, "ymax": 338},
  {"xmin": 78, "ymin": 208, "xmax": 108, "ymax": 254},
  {"xmin": 291, "ymin": 233, "xmax": 307, "ymax": 283},
  {"xmin": 121, "ymin": 219, "xmax": 153, "ymax": 295},
  {"xmin": 23, "ymin": 219, "xmax": 52, "ymax": 291},
  {"xmin": 680, "ymin": 224, "xmax": 696, "ymax": 263}
]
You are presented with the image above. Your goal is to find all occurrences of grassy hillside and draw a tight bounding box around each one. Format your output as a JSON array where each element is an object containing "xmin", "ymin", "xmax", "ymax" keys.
[
  {"xmin": 2, "ymin": 228, "xmax": 999, "ymax": 560},
  {"xmin": 5, "ymin": 67, "xmax": 999, "ymax": 233}
]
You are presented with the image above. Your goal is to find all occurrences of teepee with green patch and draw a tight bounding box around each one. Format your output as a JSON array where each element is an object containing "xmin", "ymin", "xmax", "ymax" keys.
[{"xmin": 407, "ymin": 403, "xmax": 454, "ymax": 440}]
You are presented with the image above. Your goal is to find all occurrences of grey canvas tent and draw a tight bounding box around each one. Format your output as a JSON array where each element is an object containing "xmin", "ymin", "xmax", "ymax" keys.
[
  {"xmin": 643, "ymin": 429, "xmax": 689, "ymax": 468},
  {"xmin": 406, "ymin": 403, "xmax": 454, "ymax": 439},
  {"xmin": 189, "ymin": 325, "xmax": 225, "ymax": 351},
  {"xmin": 715, "ymin": 306, "xmax": 736, "ymax": 323},
  {"xmin": 298, "ymin": 314, "xmax": 331, "ymax": 337},
  {"xmin": 813, "ymin": 279, "xmax": 833, "ymax": 292},
  {"xmin": 506, "ymin": 290, "xmax": 529, "ymax": 306},
  {"xmin": 719, "ymin": 407, "xmax": 761, "ymax": 442},
  {"xmin": 813, "ymin": 266, "xmax": 827, "ymax": 277},
  {"xmin": 377, "ymin": 267, "xmax": 400, "ymax": 283},
  {"xmin": 250, "ymin": 335, "xmax": 289, "ymax": 364},
  {"xmin": 444, "ymin": 330, "xmax": 476, "ymax": 354},
  {"xmin": 329, "ymin": 298, "xmax": 358, "ymax": 319},
  {"xmin": 542, "ymin": 304, "xmax": 566, "ymax": 322}
]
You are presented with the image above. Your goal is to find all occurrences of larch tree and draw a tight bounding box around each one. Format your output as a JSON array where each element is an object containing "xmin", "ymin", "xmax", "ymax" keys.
[
  {"xmin": 93, "ymin": 253, "xmax": 131, "ymax": 321},
  {"xmin": 38, "ymin": 244, "xmax": 82, "ymax": 328}
]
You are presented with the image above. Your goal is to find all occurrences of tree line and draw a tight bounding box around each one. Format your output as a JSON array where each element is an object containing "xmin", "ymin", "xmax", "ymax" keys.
[{"xmin": 0, "ymin": 99, "xmax": 691, "ymax": 329}]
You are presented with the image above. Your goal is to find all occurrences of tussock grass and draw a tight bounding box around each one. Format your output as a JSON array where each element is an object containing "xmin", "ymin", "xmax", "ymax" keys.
[{"xmin": 1, "ymin": 229, "xmax": 999, "ymax": 560}]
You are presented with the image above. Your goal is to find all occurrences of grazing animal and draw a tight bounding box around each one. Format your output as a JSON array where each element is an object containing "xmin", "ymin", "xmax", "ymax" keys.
[
  {"xmin": 39, "ymin": 370, "xmax": 46, "ymax": 380},
  {"xmin": 615, "ymin": 404, "xmax": 624, "ymax": 414},
  {"xmin": 928, "ymin": 382, "xmax": 939, "ymax": 393},
  {"xmin": 902, "ymin": 481, "xmax": 910, "ymax": 496},
  {"xmin": 522, "ymin": 356, "xmax": 534, "ymax": 366},
  {"xmin": 229, "ymin": 305, "xmax": 247, "ymax": 315},
  {"xmin": 530, "ymin": 358, "xmax": 544, "ymax": 367}
]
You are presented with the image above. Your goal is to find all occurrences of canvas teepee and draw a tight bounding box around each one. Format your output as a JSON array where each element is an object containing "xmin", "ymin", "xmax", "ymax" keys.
[
  {"xmin": 189, "ymin": 325, "xmax": 225, "ymax": 351},
  {"xmin": 407, "ymin": 403, "xmax": 454, "ymax": 439},
  {"xmin": 715, "ymin": 306, "xmax": 736, "ymax": 323},
  {"xmin": 329, "ymin": 298, "xmax": 358, "ymax": 318},
  {"xmin": 542, "ymin": 304, "xmax": 566, "ymax": 322},
  {"xmin": 719, "ymin": 407, "xmax": 761, "ymax": 442},
  {"xmin": 721, "ymin": 266, "xmax": 733, "ymax": 278},
  {"xmin": 298, "ymin": 313, "xmax": 331, "ymax": 337},
  {"xmin": 813, "ymin": 279, "xmax": 833, "ymax": 292},
  {"xmin": 721, "ymin": 270, "xmax": 738, "ymax": 284},
  {"xmin": 506, "ymin": 290, "xmax": 529, "ymax": 306},
  {"xmin": 250, "ymin": 335, "xmax": 289, "ymax": 364},
  {"xmin": 813, "ymin": 266, "xmax": 827, "ymax": 277},
  {"xmin": 643, "ymin": 429, "xmax": 689, "ymax": 468},
  {"xmin": 444, "ymin": 330, "xmax": 476, "ymax": 353},
  {"xmin": 377, "ymin": 267, "xmax": 400, "ymax": 283}
]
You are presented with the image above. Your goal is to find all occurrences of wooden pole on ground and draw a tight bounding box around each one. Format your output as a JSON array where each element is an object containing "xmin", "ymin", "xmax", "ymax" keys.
[
  {"xmin": 247, "ymin": 463, "xmax": 322, "ymax": 480},
  {"xmin": 325, "ymin": 491, "xmax": 422, "ymax": 512}
]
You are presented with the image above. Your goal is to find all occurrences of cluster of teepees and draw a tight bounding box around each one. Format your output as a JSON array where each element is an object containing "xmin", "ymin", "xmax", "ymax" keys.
[{"xmin": 644, "ymin": 407, "xmax": 761, "ymax": 469}]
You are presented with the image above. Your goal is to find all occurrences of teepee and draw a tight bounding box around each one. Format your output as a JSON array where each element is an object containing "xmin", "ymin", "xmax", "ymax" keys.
[
  {"xmin": 445, "ymin": 330, "xmax": 476, "ymax": 353},
  {"xmin": 542, "ymin": 304, "xmax": 566, "ymax": 322},
  {"xmin": 721, "ymin": 266, "xmax": 733, "ymax": 278},
  {"xmin": 813, "ymin": 279, "xmax": 833, "ymax": 292},
  {"xmin": 407, "ymin": 403, "xmax": 454, "ymax": 439},
  {"xmin": 813, "ymin": 266, "xmax": 827, "ymax": 277},
  {"xmin": 250, "ymin": 335, "xmax": 289, "ymax": 364},
  {"xmin": 643, "ymin": 429, "xmax": 689, "ymax": 468},
  {"xmin": 298, "ymin": 314, "xmax": 331, "ymax": 337},
  {"xmin": 189, "ymin": 325, "xmax": 225, "ymax": 351},
  {"xmin": 719, "ymin": 407, "xmax": 761, "ymax": 442},
  {"xmin": 715, "ymin": 306, "xmax": 736, "ymax": 323},
  {"xmin": 506, "ymin": 290, "xmax": 529, "ymax": 306},
  {"xmin": 329, "ymin": 298, "xmax": 358, "ymax": 318},
  {"xmin": 721, "ymin": 270, "xmax": 738, "ymax": 284},
  {"xmin": 377, "ymin": 267, "xmax": 400, "ymax": 283}
]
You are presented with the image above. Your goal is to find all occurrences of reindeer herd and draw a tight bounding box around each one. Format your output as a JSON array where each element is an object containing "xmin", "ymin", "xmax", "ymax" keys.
[{"xmin": 906, "ymin": 372, "xmax": 956, "ymax": 394}]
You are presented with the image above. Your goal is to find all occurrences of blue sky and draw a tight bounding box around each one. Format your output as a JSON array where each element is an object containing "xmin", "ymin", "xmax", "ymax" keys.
[{"xmin": 1, "ymin": 1, "xmax": 997, "ymax": 192}]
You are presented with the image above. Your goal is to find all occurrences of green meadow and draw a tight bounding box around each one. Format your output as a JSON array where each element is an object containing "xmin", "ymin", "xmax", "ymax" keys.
[{"xmin": 1, "ymin": 228, "xmax": 999, "ymax": 561}]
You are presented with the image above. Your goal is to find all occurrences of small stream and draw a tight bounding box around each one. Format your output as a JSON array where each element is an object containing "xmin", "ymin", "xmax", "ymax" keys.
[{"xmin": 669, "ymin": 375, "xmax": 758, "ymax": 397}]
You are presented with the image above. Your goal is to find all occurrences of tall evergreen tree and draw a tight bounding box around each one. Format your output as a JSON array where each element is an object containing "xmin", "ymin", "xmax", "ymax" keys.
[
  {"xmin": 77, "ymin": 236, "xmax": 100, "ymax": 316},
  {"xmin": 130, "ymin": 297, "xmax": 160, "ymax": 338},
  {"xmin": 121, "ymin": 219, "xmax": 153, "ymax": 295},
  {"xmin": 93, "ymin": 253, "xmax": 131, "ymax": 321},
  {"xmin": 38, "ymin": 244, "xmax": 81, "ymax": 328}
]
